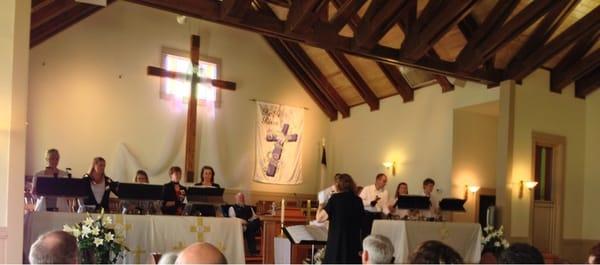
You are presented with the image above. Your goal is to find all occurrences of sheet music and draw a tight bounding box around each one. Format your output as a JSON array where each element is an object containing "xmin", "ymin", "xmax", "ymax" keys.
[{"xmin": 285, "ymin": 225, "xmax": 328, "ymax": 244}]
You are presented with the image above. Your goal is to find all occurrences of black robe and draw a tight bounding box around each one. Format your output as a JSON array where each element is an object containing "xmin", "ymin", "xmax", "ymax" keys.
[{"xmin": 324, "ymin": 191, "xmax": 364, "ymax": 264}]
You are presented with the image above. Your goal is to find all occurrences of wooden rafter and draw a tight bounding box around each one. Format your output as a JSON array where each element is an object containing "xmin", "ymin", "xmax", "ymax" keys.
[
  {"xmin": 353, "ymin": 0, "xmax": 408, "ymax": 50},
  {"xmin": 327, "ymin": 50, "xmax": 379, "ymax": 110},
  {"xmin": 507, "ymin": 5, "xmax": 600, "ymax": 81},
  {"xmin": 283, "ymin": 41, "xmax": 350, "ymax": 117},
  {"xmin": 126, "ymin": 0, "xmax": 501, "ymax": 85},
  {"xmin": 327, "ymin": 0, "xmax": 366, "ymax": 34},
  {"xmin": 551, "ymin": 33, "xmax": 599, "ymax": 93},
  {"xmin": 400, "ymin": 0, "xmax": 477, "ymax": 62},
  {"xmin": 435, "ymin": 75, "xmax": 455, "ymax": 93},
  {"xmin": 220, "ymin": 0, "xmax": 253, "ymax": 21},
  {"xmin": 265, "ymin": 36, "xmax": 338, "ymax": 120},
  {"xmin": 30, "ymin": 2, "xmax": 112, "ymax": 47},
  {"xmin": 508, "ymin": 0, "xmax": 580, "ymax": 72},
  {"xmin": 397, "ymin": 0, "xmax": 416, "ymax": 32},
  {"xmin": 551, "ymin": 49, "xmax": 600, "ymax": 94},
  {"xmin": 456, "ymin": 0, "xmax": 558, "ymax": 72},
  {"xmin": 30, "ymin": 0, "xmax": 78, "ymax": 30},
  {"xmin": 378, "ymin": 63, "xmax": 413, "ymax": 102},
  {"xmin": 575, "ymin": 67, "xmax": 600, "ymax": 99},
  {"xmin": 285, "ymin": 0, "xmax": 328, "ymax": 33}
]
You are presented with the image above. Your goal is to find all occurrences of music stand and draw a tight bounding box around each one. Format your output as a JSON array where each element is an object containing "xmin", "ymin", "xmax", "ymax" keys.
[
  {"xmin": 395, "ymin": 195, "xmax": 431, "ymax": 210},
  {"xmin": 439, "ymin": 198, "xmax": 466, "ymax": 212},
  {"xmin": 186, "ymin": 187, "xmax": 225, "ymax": 204},
  {"xmin": 33, "ymin": 177, "xmax": 89, "ymax": 198},
  {"xmin": 114, "ymin": 183, "xmax": 163, "ymax": 200}
]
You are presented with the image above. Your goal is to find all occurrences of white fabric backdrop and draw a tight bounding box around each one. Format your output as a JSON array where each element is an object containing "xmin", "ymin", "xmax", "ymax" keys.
[
  {"xmin": 24, "ymin": 212, "xmax": 245, "ymax": 264},
  {"xmin": 371, "ymin": 220, "xmax": 482, "ymax": 263},
  {"xmin": 254, "ymin": 101, "xmax": 304, "ymax": 184}
]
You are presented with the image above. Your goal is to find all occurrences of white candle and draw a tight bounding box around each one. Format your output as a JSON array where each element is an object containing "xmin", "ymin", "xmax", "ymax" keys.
[
  {"xmin": 307, "ymin": 200, "xmax": 311, "ymax": 220},
  {"xmin": 281, "ymin": 199, "xmax": 285, "ymax": 224}
]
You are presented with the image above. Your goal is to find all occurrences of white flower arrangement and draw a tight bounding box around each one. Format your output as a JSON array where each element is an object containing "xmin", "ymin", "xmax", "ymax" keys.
[
  {"xmin": 63, "ymin": 209, "xmax": 128, "ymax": 263},
  {"xmin": 482, "ymin": 225, "xmax": 509, "ymax": 254}
]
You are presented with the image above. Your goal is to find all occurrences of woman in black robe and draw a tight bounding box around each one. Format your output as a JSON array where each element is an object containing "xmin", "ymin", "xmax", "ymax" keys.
[{"xmin": 316, "ymin": 173, "xmax": 364, "ymax": 264}]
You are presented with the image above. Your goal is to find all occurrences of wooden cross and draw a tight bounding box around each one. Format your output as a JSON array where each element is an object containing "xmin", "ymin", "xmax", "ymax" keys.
[{"xmin": 147, "ymin": 35, "xmax": 236, "ymax": 182}]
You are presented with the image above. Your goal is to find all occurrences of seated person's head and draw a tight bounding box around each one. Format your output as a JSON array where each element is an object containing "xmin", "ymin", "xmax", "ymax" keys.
[
  {"xmin": 409, "ymin": 240, "xmax": 463, "ymax": 264},
  {"xmin": 590, "ymin": 242, "xmax": 600, "ymax": 264},
  {"xmin": 362, "ymin": 235, "xmax": 395, "ymax": 264},
  {"xmin": 235, "ymin": 192, "xmax": 246, "ymax": 205},
  {"xmin": 135, "ymin": 170, "xmax": 149, "ymax": 183},
  {"xmin": 175, "ymin": 242, "xmax": 227, "ymax": 264},
  {"xmin": 29, "ymin": 230, "xmax": 78, "ymax": 264},
  {"xmin": 498, "ymin": 243, "xmax": 544, "ymax": 264},
  {"xmin": 158, "ymin": 252, "xmax": 179, "ymax": 264}
]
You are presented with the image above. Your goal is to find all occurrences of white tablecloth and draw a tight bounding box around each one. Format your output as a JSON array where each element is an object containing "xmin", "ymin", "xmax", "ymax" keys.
[
  {"xmin": 371, "ymin": 220, "xmax": 482, "ymax": 263},
  {"xmin": 24, "ymin": 212, "xmax": 245, "ymax": 264}
]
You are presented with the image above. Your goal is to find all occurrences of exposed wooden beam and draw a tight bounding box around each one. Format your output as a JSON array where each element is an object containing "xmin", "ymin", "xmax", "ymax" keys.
[
  {"xmin": 378, "ymin": 63, "xmax": 413, "ymax": 102},
  {"xmin": 283, "ymin": 41, "xmax": 350, "ymax": 117},
  {"xmin": 551, "ymin": 49, "xmax": 600, "ymax": 94},
  {"xmin": 220, "ymin": 0, "xmax": 253, "ymax": 21},
  {"xmin": 327, "ymin": 0, "xmax": 366, "ymax": 34},
  {"xmin": 353, "ymin": 0, "xmax": 407, "ymax": 50},
  {"xmin": 550, "ymin": 32, "xmax": 599, "ymax": 93},
  {"xmin": 397, "ymin": 0, "xmax": 416, "ymax": 32},
  {"xmin": 456, "ymin": 0, "xmax": 557, "ymax": 72},
  {"xmin": 264, "ymin": 36, "xmax": 338, "ymax": 120},
  {"xmin": 30, "ymin": 3, "xmax": 109, "ymax": 47},
  {"xmin": 285, "ymin": 0, "xmax": 328, "ymax": 33},
  {"xmin": 126, "ymin": 0, "xmax": 501, "ymax": 85},
  {"xmin": 508, "ymin": 5, "xmax": 600, "ymax": 81},
  {"xmin": 457, "ymin": 14, "xmax": 478, "ymax": 39},
  {"xmin": 30, "ymin": 0, "xmax": 77, "ymax": 30},
  {"xmin": 435, "ymin": 75, "xmax": 454, "ymax": 93},
  {"xmin": 327, "ymin": 51, "xmax": 379, "ymax": 110},
  {"xmin": 400, "ymin": 0, "xmax": 477, "ymax": 61},
  {"xmin": 575, "ymin": 67, "xmax": 600, "ymax": 99},
  {"xmin": 262, "ymin": 0, "xmax": 291, "ymax": 8},
  {"xmin": 508, "ymin": 0, "xmax": 580, "ymax": 72}
]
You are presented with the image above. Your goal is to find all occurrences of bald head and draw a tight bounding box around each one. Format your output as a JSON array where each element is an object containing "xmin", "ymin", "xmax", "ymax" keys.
[
  {"xmin": 235, "ymin": 192, "xmax": 246, "ymax": 205},
  {"xmin": 175, "ymin": 242, "xmax": 227, "ymax": 264},
  {"xmin": 29, "ymin": 230, "xmax": 78, "ymax": 264}
]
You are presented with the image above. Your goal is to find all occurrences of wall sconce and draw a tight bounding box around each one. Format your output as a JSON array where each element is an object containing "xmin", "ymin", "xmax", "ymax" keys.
[
  {"xmin": 518, "ymin": 180, "xmax": 538, "ymax": 198},
  {"xmin": 382, "ymin": 161, "xmax": 396, "ymax": 176},
  {"xmin": 464, "ymin": 185, "xmax": 480, "ymax": 200}
]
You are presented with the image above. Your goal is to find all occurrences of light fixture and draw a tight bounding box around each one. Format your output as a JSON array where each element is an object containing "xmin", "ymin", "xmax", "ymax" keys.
[
  {"xmin": 518, "ymin": 180, "xmax": 538, "ymax": 199},
  {"xmin": 464, "ymin": 185, "xmax": 480, "ymax": 200},
  {"xmin": 382, "ymin": 161, "xmax": 396, "ymax": 176}
]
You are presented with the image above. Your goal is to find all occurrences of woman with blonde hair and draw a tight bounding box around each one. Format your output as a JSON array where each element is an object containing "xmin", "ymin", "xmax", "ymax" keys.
[
  {"xmin": 79, "ymin": 157, "xmax": 117, "ymax": 212},
  {"xmin": 33, "ymin": 148, "xmax": 69, "ymax": 212}
]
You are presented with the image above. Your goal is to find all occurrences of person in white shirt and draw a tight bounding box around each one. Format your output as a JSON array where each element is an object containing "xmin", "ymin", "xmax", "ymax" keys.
[
  {"xmin": 359, "ymin": 173, "xmax": 389, "ymax": 239},
  {"xmin": 421, "ymin": 178, "xmax": 439, "ymax": 220},
  {"xmin": 388, "ymin": 182, "xmax": 411, "ymax": 219},
  {"xmin": 33, "ymin": 149, "xmax": 70, "ymax": 212},
  {"xmin": 228, "ymin": 192, "xmax": 260, "ymax": 255},
  {"xmin": 313, "ymin": 184, "xmax": 335, "ymax": 224}
]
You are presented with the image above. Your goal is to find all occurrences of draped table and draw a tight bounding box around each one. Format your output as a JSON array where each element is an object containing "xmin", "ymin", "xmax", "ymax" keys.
[
  {"xmin": 371, "ymin": 220, "xmax": 482, "ymax": 263},
  {"xmin": 24, "ymin": 212, "xmax": 245, "ymax": 264}
]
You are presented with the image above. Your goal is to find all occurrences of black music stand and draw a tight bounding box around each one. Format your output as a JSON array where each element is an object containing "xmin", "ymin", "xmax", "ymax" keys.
[
  {"xmin": 33, "ymin": 177, "xmax": 89, "ymax": 198},
  {"xmin": 114, "ymin": 183, "xmax": 163, "ymax": 200},
  {"xmin": 439, "ymin": 198, "xmax": 466, "ymax": 212},
  {"xmin": 395, "ymin": 195, "xmax": 431, "ymax": 210},
  {"xmin": 185, "ymin": 187, "xmax": 225, "ymax": 216}
]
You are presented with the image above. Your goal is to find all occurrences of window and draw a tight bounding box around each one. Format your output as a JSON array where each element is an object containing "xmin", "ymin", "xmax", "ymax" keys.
[
  {"xmin": 160, "ymin": 49, "xmax": 220, "ymax": 105},
  {"xmin": 534, "ymin": 145, "xmax": 553, "ymax": 201}
]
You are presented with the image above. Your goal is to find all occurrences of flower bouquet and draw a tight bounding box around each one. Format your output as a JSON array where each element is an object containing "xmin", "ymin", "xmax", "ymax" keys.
[
  {"xmin": 63, "ymin": 209, "xmax": 129, "ymax": 264},
  {"xmin": 481, "ymin": 225, "xmax": 509, "ymax": 256}
]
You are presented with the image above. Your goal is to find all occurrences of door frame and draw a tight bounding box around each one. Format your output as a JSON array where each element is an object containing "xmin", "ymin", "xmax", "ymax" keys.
[{"xmin": 529, "ymin": 132, "xmax": 565, "ymax": 255}]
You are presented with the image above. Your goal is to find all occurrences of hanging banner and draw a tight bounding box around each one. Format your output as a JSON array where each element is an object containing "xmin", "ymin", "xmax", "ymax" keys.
[{"xmin": 254, "ymin": 101, "xmax": 304, "ymax": 184}]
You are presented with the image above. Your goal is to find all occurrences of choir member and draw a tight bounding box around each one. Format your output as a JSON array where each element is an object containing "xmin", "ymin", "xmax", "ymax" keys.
[
  {"xmin": 316, "ymin": 173, "xmax": 363, "ymax": 264},
  {"xmin": 33, "ymin": 149, "xmax": 70, "ymax": 212},
  {"xmin": 194, "ymin": 166, "xmax": 221, "ymax": 188},
  {"xmin": 359, "ymin": 173, "xmax": 389, "ymax": 239},
  {"xmin": 421, "ymin": 178, "xmax": 440, "ymax": 220},
  {"xmin": 161, "ymin": 166, "xmax": 187, "ymax": 215},
  {"xmin": 79, "ymin": 157, "xmax": 118, "ymax": 212},
  {"xmin": 388, "ymin": 182, "xmax": 411, "ymax": 219},
  {"xmin": 134, "ymin": 170, "xmax": 149, "ymax": 184},
  {"xmin": 228, "ymin": 192, "xmax": 260, "ymax": 255}
]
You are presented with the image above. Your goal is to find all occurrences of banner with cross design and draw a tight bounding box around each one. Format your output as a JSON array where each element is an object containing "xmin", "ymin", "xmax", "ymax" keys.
[{"xmin": 254, "ymin": 101, "xmax": 304, "ymax": 184}]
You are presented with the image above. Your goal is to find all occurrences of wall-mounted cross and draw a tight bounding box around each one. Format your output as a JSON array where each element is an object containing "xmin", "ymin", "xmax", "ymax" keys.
[{"xmin": 147, "ymin": 35, "xmax": 237, "ymax": 182}]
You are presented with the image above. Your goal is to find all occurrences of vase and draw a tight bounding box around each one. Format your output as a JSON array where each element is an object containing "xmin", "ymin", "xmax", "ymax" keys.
[{"xmin": 80, "ymin": 249, "xmax": 111, "ymax": 264}]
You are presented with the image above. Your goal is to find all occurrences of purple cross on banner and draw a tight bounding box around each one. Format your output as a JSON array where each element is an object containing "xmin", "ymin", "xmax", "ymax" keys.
[{"xmin": 265, "ymin": 123, "xmax": 298, "ymax": 177}]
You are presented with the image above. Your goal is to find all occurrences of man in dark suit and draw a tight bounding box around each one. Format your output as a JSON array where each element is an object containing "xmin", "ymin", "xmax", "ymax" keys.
[{"xmin": 228, "ymin": 192, "xmax": 260, "ymax": 255}]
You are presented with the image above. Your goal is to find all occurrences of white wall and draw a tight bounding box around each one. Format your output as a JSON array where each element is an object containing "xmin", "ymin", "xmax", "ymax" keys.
[
  {"xmin": 583, "ymin": 89, "xmax": 600, "ymax": 239},
  {"xmin": 329, "ymin": 82, "xmax": 499, "ymax": 196},
  {"xmin": 508, "ymin": 70, "xmax": 586, "ymax": 239},
  {"xmin": 27, "ymin": 1, "xmax": 330, "ymax": 194}
]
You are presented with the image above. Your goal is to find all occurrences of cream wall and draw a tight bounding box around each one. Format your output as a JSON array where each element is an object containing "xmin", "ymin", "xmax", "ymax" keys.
[
  {"xmin": 451, "ymin": 104, "xmax": 499, "ymax": 222},
  {"xmin": 329, "ymin": 81, "xmax": 499, "ymax": 196},
  {"xmin": 508, "ymin": 70, "xmax": 586, "ymax": 239},
  {"xmin": 583, "ymin": 89, "xmax": 600, "ymax": 239},
  {"xmin": 1, "ymin": 0, "xmax": 30, "ymax": 262},
  {"xmin": 27, "ymin": 1, "xmax": 330, "ymax": 195}
]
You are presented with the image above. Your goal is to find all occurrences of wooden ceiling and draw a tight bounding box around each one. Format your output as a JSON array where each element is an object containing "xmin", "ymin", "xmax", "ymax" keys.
[{"xmin": 30, "ymin": 0, "xmax": 600, "ymax": 120}]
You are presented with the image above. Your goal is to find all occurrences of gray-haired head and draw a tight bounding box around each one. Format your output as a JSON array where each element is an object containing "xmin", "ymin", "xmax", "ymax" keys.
[
  {"xmin": 29, "ymin": 230, "xmax": 78, "ymax": 264},
  {"xmin": 362, "ymin": 235, "xmax": 394, "ymax": 264},
  {"xmin": 158, "ymin": 252, "xmax": 179, "ymax": 264}
]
